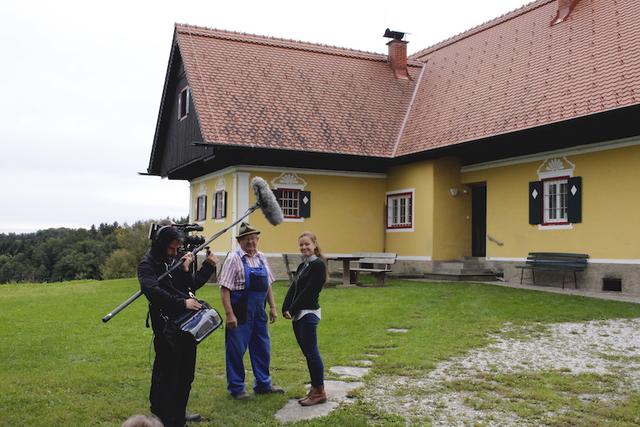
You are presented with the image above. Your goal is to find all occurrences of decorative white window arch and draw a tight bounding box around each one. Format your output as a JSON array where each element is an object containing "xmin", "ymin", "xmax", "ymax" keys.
[
  {"xmin": 531, "ymin": 157, "xmax": 580, "ymax": 229},
  {"xmin": 270, "ymin": 173, "xmax": 310, "ymax": 222}
]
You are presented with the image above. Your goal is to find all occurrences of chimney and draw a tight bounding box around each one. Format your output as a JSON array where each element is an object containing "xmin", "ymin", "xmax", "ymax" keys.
[
  {"xmin": 384, "ymin": 28, "xmax": 410, "ymax": 80},
  {"xmin": 550, "ymin": 0, "xmax": 581, "ymax": 26}
]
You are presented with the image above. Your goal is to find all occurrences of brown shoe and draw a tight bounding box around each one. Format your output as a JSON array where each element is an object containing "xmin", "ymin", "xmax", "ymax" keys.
[
  {"xmin": 299, "ymin": 385, "xmax": 326, "ymax": 406},
  {"xmin": 298, "ymin": 386, "xmax": 314, "ymax": 404}
]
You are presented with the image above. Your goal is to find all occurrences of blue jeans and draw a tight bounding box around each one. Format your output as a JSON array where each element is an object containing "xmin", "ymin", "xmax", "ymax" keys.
[{"xmin": 292, "ymin": 313, "xmax": 324, "ymax": 387}]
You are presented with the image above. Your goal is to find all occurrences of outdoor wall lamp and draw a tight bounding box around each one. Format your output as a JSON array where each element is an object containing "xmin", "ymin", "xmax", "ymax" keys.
[{"xmin": 449, "ymin": 187, "xmax": 460, "ymax": 197}]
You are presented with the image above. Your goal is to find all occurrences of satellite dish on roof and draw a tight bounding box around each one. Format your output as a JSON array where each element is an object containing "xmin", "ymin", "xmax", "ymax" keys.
[{"xmin": 383, "ymin": 28, "xmax": 406, "ymax": 41}]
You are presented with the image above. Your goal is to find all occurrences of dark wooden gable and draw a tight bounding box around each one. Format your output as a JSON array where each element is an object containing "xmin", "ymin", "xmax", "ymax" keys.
[{"xmin": 147, "ymin": 34, "xmax": 210, "ymax": 177}]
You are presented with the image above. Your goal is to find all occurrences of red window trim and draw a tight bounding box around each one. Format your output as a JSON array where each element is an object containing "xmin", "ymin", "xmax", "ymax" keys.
[
  {"xmin": 540, "ymin": 176, "xmax": 570, "ymax": 226},
  {"xmin": 386, "ymin": 191, "xmax": 413, "ymax": 229}
]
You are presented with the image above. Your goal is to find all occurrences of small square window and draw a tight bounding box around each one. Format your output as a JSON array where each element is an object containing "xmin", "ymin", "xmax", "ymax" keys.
[
  {"xmin": 387, "ymin": 192, "xmax": 413, "ymax": 229},
  {"xmin": 178, "ymin": 86, "xmax": 189, "ymax": 120}
]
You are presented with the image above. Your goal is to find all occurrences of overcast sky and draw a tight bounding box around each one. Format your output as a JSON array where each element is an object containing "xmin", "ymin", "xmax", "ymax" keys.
[{"xmin": 0, "ymin": 0, "xmax": 530, "ymax": 233}]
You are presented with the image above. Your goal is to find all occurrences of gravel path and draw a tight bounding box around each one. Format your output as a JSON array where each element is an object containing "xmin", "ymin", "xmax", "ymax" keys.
[{"xmin": 364, "ymin": 318, "xmax": 640, "ymax": 426}]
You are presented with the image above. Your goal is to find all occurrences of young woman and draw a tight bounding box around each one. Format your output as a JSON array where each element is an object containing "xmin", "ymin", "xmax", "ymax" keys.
[{"xmin": 282, "ymin": 231, "xmax": 327, "ymax": 406}]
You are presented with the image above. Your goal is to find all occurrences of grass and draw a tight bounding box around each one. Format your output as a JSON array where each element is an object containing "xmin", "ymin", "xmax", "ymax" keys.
[{"xmin": 1, "ymin": 278, "xmax": 640, "ymax": 426}]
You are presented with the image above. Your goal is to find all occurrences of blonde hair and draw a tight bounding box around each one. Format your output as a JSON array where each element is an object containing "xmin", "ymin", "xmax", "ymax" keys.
[{"xmin": 298, "ymin": 231, "xmax": 324, "ymax": 259}]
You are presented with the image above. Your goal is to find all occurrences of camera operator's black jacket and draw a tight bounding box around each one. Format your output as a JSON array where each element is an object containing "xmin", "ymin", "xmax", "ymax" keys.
[{"xmin": 138, "ymin": 250, "xmax": 215, "ymax": 325}]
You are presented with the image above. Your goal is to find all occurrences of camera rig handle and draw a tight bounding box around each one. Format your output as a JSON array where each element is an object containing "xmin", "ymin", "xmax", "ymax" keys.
[{"xmin": 102, "ymin": 203, "xmax": 261, "ymax": 323}]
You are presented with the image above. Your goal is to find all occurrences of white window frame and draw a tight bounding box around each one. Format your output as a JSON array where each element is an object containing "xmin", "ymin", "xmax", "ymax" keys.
[
  {"xmin": 542, "ymin": 177, "xmax": 569, "ymax": 225},
  {"xmin": 178, "ymin": 86, "xmax": 190, "ymax": 120},
  {"xmin": 386, "ymin": 189, "xmax": 415, "ymax": 232}
]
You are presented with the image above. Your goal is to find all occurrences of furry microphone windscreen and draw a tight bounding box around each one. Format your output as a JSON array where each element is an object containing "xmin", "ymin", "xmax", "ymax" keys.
[{"xmin": 251, "ymin": 177, "xmax": 284, "ymax": 225}]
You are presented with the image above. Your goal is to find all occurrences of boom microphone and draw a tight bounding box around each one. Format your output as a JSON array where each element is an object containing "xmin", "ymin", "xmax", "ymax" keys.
[
  {"xmin": 103, "ymin": 175, "xmax": 283, "ymax": 323},
  {"xmin": 251, "ymin": 177, "xmax": 284, "ymax": 225}
]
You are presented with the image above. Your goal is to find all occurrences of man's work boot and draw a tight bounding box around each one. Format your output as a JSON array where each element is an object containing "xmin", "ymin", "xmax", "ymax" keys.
[{"xmin": 298, "ymin": 386, "xmax": 313, "ymax": 403}]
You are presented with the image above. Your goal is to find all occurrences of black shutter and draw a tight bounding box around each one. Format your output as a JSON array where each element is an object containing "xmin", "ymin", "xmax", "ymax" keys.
[
  {"xmin": 272, "ymin": 189, "xmax": 282, "ymax": 206},
  {"xmin": 299, "ymin": 191, "xmax": 311, "ymax": 218},
  {"xmin": 222, "ymin": 191, "xmax": 227, "ymax": 219},
  {"xmin": 567, "ymin": 176, "xmax": 582, "ymax": 223},
  {"xmin": 529, "ymin": 181, "xmax": 542, "ymax": 225}
]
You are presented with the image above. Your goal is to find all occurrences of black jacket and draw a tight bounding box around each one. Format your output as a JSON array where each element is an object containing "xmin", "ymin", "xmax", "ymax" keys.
[
  {"xmin": 138, "ymin": 250, "xmax": 215, "ymax": 326},
  {"xmin": 282, "ymin": 258, "xmax": 326, "ymax": 316}
]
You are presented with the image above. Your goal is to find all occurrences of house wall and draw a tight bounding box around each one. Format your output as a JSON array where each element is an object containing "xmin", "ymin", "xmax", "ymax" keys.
[
  {"xmin": 432, "ymin": 157, "xmax": 472, "ymax": 260},
  {"xmin": 190, "ymin": 168, "xmax": 387, "ymax": 256},
  {"xmin": 247, "ymin": 170, "xmax": 386, "ymax": 255},
  {"xmin": 462, "ymin": 143, "xmax": 640, "ymax": 293},
  {"xmin": 385, "ymin": 160, "xmax": 434, "ymax": 258},
  {"xmin": 188, "ymin": 172, "xmax": 235, "ymax": 253}
]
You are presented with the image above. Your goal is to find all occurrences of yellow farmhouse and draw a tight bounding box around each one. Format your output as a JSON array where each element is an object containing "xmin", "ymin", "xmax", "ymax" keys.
[{"xmin": 148, "ymin": 0, "xmax": 640, "ymax": 294}]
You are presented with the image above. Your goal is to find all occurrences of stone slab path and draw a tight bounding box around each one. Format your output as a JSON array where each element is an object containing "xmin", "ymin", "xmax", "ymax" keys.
[
  {"xmin": 274, "ymin": 380, "xmax": 363, "ymax": 423},
  {"xmin": 329, "ymin": 366, "xmax": 370, "ymax": 379}
]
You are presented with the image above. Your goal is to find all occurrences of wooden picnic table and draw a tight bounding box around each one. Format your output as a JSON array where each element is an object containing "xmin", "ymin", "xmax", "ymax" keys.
[{"xmin": 325, "ymin": 255, "xmax": 361, "ymax": 286}]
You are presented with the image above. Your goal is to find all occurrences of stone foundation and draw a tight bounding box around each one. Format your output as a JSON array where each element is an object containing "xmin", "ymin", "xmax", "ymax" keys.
[
  {"xmin": 486, "ymin": 260, "xmax": 640, "ymax": 296},
  {"xmin": 204, "ymin": 254, "xmax": 640, "ymax": 296}
]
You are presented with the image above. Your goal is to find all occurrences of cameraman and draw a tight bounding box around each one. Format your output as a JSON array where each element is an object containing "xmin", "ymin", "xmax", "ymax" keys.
[{"xmin": 138, "ymin": 225, "xmax": 217, "ymax": 427}]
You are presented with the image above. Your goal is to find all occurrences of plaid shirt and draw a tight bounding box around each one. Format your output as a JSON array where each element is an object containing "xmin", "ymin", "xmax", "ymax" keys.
[{"xmin": 218, "ymin": 249, "xmax": 275, "ymax": 291}]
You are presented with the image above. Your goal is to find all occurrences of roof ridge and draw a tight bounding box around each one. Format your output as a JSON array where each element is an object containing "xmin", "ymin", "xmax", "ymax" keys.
[
  {"xmin": 409, "ymin": 0, "xmax": 554, "ymax": 60},
  {"xmin": 175, "ymin": 23, "xmax": 422, "ymax": 65}
]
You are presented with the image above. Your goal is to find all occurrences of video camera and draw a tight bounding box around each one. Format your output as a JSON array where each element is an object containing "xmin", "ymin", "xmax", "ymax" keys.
[{"xmin": 148, "ymin": 222, "xmax": 206, "ymax": 255}]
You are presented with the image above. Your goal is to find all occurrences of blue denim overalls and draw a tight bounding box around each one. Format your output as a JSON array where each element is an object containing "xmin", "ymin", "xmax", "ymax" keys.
[{"xmin": 225, "ymin": 254, "xmax": 273, "ymax": 395}]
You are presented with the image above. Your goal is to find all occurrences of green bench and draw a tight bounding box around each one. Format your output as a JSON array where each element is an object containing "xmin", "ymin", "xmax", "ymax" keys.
[{"xmin": 515, "ymin": 252, "xmax": 589, "ymax": 288}]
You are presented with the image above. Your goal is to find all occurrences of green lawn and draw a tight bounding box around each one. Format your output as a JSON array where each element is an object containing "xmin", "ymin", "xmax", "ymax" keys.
[{"xmin": 1, "ymin": 279, "xmax": 639, "ymax": 426}]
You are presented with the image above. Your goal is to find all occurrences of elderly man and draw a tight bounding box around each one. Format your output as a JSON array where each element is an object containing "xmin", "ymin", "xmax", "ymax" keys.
[{"xmin": 218, "ymin": 222, "xmax": 284, "ymax": 399}]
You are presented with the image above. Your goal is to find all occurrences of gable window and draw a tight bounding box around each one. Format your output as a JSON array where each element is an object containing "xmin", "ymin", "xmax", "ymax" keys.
[
  {"xmin": 386, "ymin": 191, "xmax": 413, "ymax": 229},
  {"xmin": 543, "ymin": 178, "xmax": 568, "ymax": 224},
  {"xmin": 196, "ymin": 195, "xmax": 207, "ymax": 221},
  {"xmin": 178, "ymin": 86, "xmax": 190, "ymax": 120},
  {"xmin": 213, "ymin": 190, "xmax": 226, "ymax": 219}
]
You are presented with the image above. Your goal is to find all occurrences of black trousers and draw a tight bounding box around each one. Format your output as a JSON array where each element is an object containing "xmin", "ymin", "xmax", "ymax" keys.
[{"xmin": 150, "ymin": 329, "xmax": 197, "ymax": 427}]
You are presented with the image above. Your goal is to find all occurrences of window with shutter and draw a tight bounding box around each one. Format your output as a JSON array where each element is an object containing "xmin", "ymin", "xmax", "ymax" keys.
[
  {"xmin": 277, "ymin": 188, "xmax": 301, "ymax": 218},
  {"xmin": 543, "ymin": 177, "xmax": 569, "ymax": 224},
  {"xmin": 196, "ymin": 195, "xmax": 207, "ymax": 221},
  {"xmin": 213, "ymin": 190, "xmax": 226, "ymax": 219}
]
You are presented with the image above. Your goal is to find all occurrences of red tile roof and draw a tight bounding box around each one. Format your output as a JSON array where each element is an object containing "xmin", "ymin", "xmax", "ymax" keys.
[
  {"xmin": 395, "ymin": 0, "xmax": 640, "ymax": 156},
  {"xmin": 175, "ymin": 24, "xmax": 421, "ymax": 157},
  {"xmin": 174, "ymin": 0, "xmax": 640, "ymax": 160}
]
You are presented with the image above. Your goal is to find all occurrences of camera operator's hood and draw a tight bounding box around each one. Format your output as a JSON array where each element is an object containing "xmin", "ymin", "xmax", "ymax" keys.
[{"xmin": 151, "ymin": 226, "xmax": 182, "ymax": 260}]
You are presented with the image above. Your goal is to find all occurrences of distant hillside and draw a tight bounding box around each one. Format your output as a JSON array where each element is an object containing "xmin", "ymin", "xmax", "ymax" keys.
[{"xmin": 0, "ymin": 218, "xmax": 186, "ymax": 284}]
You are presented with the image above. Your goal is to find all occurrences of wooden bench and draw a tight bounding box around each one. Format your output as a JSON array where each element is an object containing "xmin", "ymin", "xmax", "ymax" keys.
[
  {"xmin": 515, "ymin": 252, "xmax": 589, "ymax": 288},
  {"xmin": 282, "ymin": 253, "xmax": 303, "ymax": 283},
  {"xmin": 350, "ymin": 252, "xmax": 397, "ymax": 286}
]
